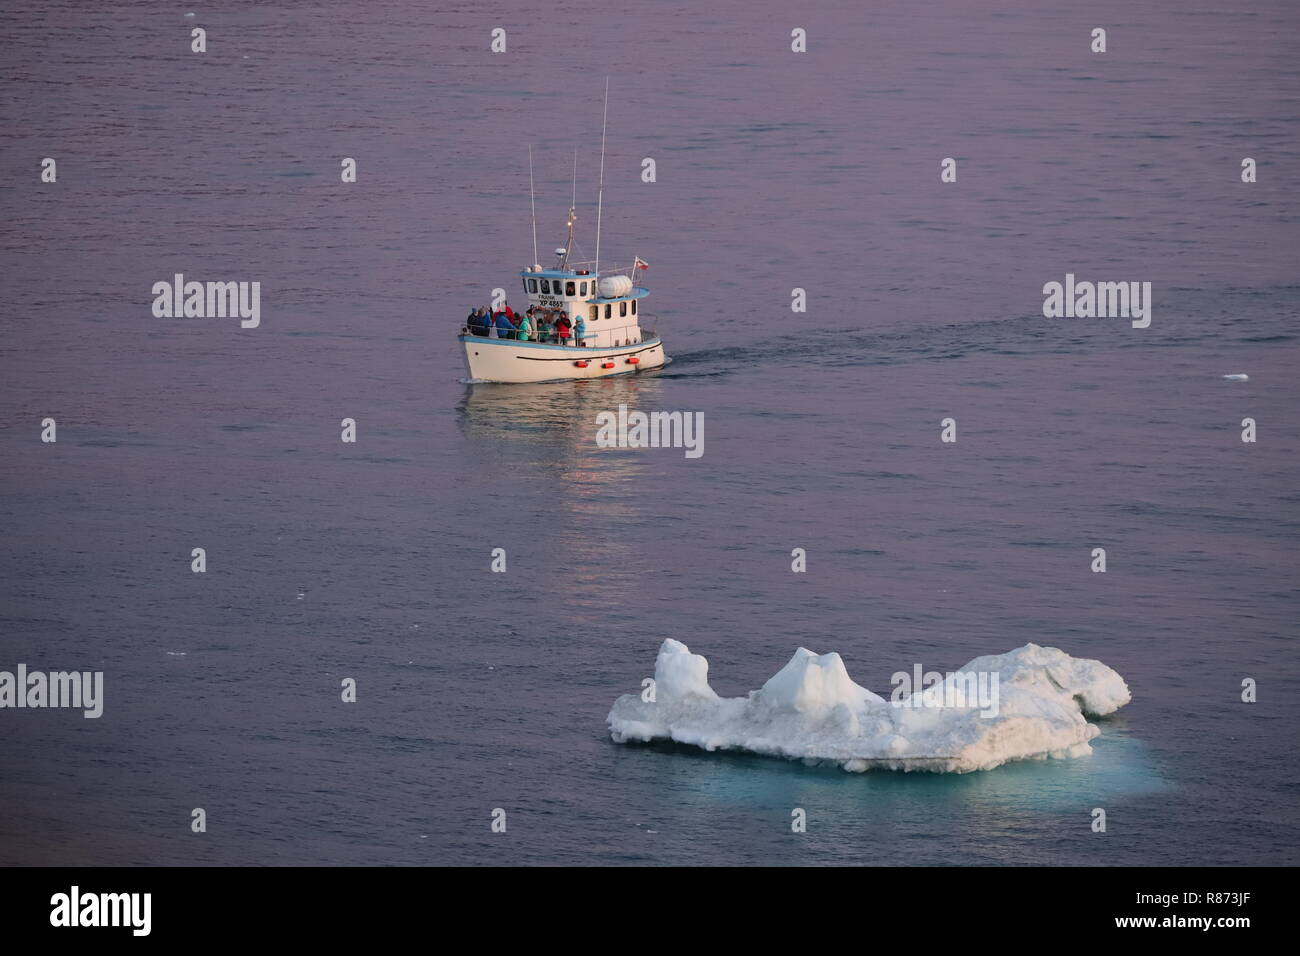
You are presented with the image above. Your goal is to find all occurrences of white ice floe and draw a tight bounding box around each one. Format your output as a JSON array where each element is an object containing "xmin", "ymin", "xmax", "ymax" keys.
[
  {"xmin": 1223, "ymin": 373, "xmax": 1249, "ymax": 381},
  {"xmin": 608, "ymin": 640, "xmax": 1131, "ymax": 773}
]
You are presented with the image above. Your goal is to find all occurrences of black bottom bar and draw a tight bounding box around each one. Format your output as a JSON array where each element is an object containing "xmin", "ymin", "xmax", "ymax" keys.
[{"xmin": 0, "ymin": 866, "xmax": 1282, "ymax": 941}]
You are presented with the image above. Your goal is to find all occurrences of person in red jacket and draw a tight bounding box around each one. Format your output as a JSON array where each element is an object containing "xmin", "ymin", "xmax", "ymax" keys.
[{"xmin": 556, "ymin": 312, "xmax": 572, "ymax": 346}]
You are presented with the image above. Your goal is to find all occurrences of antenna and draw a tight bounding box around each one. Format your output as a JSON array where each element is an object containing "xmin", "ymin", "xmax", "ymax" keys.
[
  {"xmin": 560, "ymin": 150, "xmax": 578, "ymax": 271},
  {"xmin": 528, "ymin": 144, "xmax": 539, "ymax": 265},
  {"xmin": 594, "ymin": 76, "xmax": 609, "ymax": 276}
]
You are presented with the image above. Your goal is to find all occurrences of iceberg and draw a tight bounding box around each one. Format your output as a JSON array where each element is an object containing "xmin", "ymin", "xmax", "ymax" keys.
[{"xmin": 607, "ymin": 640, "xmax": 1131, "ymax": 773}]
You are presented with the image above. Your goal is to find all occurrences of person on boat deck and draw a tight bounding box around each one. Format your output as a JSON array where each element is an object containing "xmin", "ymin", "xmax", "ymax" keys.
[
  {"xmin": 465, "ymin": 306, "xmax": 479, "ymax": 331},
  {"xmin": 574, "ymin": 314, "xmax": 587, "ymax": 347},
  {"xmin": 556, "ymin": 312, "xmax": 572, "ymax": 346},
  {"xmin": 536, "ymin": 311, "xmax": 554, "ymax": 343},
  {"xmin": 492, "ymin": 310, "xmax": 516, "ymax": 337},
  {"xmin": 515, "ymin": 310, "xmax": 533, "ymax": 341}
]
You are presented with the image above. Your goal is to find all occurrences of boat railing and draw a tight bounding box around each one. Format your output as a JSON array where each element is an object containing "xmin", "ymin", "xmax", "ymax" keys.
[
  {"xmin": 460, "ymin": 321, "xmax": 656, "ymax": 346},
  {"xmin": 559, "ymin": 259, "xmax": 645, "ymax": 284}
]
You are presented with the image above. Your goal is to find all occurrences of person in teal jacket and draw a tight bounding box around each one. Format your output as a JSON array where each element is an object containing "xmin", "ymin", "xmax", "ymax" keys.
[
  {"xmin": 573, "ymin": 315, "xmax": 586, "ymax": 347},
  {"xmin": 516, "ymin": 310, "xmax": 533, "ymax": 341}
]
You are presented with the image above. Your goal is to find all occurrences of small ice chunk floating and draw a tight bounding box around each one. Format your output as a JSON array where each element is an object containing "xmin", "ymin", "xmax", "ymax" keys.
[{"xmin": 608, "ymin": 640, "xmax": 1131, "ymax": 773}]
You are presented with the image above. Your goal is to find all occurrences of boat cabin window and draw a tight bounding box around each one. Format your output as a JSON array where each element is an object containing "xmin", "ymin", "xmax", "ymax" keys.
[
  {"xmin": 526, "ymin": 278, "xmax": 537, "ymax": 293},
  {"xmin": 631, "ymin": 299, "xmax": 637, "ymax": 315},
  {"xmin": 541, "ymin": 279, "xmax": 551, "ymax": 294},
  {"xmin": 580, "ymin": 281, "xmax": 588, "ymax": 296},
  {"xmin": 566, "ymin": 281, "xmax": 576, "ymax": 296},
  {"xmin": 589, "ymin": 306, "xmax": 598, "ymax": 321},
  {"xmin": 620, "ymin": 301, "xmax": 627, "ymax": 317},
  {"xmin": 604, "ymin": 303, "xmax": 611, "ymax": 319}
]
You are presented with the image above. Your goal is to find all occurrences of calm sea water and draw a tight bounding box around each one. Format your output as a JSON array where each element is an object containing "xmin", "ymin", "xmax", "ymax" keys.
[{"xmin": 2, "ymin": 0, "xmax": 1298, "ymax": 866}]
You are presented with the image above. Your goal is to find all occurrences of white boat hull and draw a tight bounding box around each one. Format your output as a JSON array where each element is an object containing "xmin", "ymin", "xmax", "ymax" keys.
[{"xmin": 460, "ymin": 334, "xmax": 669, "ymax": 384}]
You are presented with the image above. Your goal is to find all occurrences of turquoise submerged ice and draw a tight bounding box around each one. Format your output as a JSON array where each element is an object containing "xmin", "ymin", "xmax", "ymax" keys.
[{"xmin": 608, "ymin": 640, "xmax": 1132, "ymax": 773}]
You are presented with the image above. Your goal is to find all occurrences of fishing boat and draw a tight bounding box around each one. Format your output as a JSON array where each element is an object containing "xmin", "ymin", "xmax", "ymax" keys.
[{"xmin": 458, "ymin": 83, "xmax": 669, "ymax": 384}]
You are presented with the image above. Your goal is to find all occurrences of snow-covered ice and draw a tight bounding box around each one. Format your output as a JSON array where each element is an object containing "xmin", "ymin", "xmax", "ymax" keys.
[{"xmin": 608, "ymin": 640, "xmax": 1131, "ymax": 773}]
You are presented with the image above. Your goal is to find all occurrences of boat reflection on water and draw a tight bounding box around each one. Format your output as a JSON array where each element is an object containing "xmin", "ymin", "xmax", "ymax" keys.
[
  {"xmin": 456, "ymin": 374, "xmax": 667, "ymax": 608},
  {"xmin": 456, "ymin": 373, "xmax": 664, "ymax": 447}
]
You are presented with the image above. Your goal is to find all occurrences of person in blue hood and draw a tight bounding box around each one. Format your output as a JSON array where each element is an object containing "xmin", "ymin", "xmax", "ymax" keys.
[{"xmin": 493, "ymin": 310, "xmax": 516, "ymax": 337}]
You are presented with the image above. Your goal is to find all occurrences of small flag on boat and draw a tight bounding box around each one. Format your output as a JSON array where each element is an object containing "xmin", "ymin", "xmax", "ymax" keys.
[{"xmin": 634, "ymin": 257, "xmax": 649, "ymax": 271}]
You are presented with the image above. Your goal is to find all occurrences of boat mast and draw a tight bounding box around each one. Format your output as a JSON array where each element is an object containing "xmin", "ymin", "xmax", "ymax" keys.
[
  {"xmin": 594, "ymin": 76, "xmax": 609, "ymax": 278},
  {"xmin": 560, "ymin": 150, "xmax": 577, "ymax": 271},
  {"xmin": 528, "ymin": 144, "xmax": 539, "ymax": 266}
]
